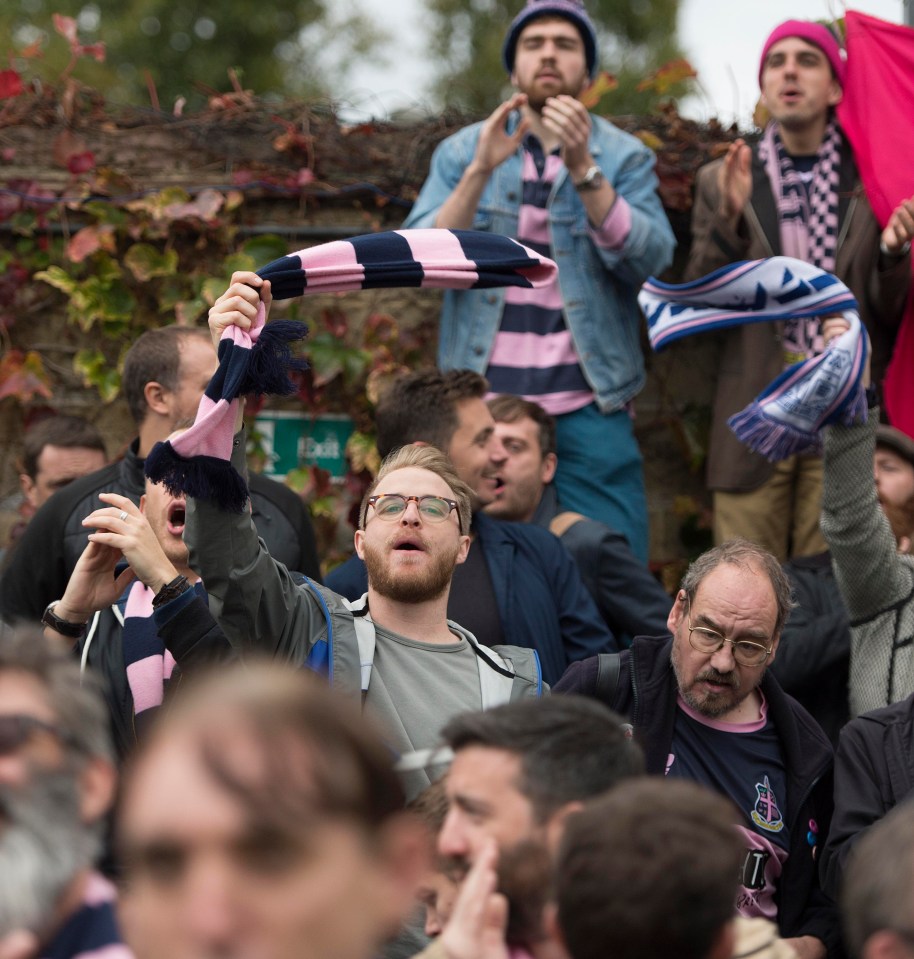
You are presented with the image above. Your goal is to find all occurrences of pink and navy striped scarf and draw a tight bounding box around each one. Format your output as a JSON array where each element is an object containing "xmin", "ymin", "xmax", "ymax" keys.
[
  {"xmin": 146, "ymin": 229, "xmax": 556, "ymax": 510},
  {"xmin": 639, "ymin": 257, "xmax": 869, "ymax": 460}
]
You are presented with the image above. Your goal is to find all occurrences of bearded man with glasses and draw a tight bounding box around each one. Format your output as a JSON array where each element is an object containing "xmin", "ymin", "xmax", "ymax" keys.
[{"xmin": 556, "ymin": 539, "xmax": 839, "ymax": 959}]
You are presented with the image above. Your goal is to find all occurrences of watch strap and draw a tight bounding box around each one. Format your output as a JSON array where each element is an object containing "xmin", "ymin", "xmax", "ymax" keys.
[
  {"xmin": 41, "ymin": 601, "xmax": 88, "ymax": 639},
  {"xmin": 152, "ymin": 575, "xmax": 192, "ymax": 609}
]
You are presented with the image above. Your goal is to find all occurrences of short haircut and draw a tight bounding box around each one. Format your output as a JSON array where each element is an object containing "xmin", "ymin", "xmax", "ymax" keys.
[
  {"xmin": 556, "ymin": 778, "xmax": 743, "ymax": 959},
  {"xmin": 843, "ymin": 801, "xmax": 914, "ymax": 958},
  {"xmin": 441, "ymin": 696, "xmax": 643, "ymax": 822},
  {"xmin": 359, "ymin": 444, "xmax": 473, "ymax": 534},
  {"xmin": 20, "ymin": 415, "xmax": 106, "ymax": 479},
  {"xmin": 487, "ymin": 395, "xmax": 556, "ymax": 458},
  {"xmin": 122, "ymin": 662, "xmax": 405, "ymax": 842},
  {"xmin": 122, "ymin": 326, "xmax": 210, "ymax": 427},
  {"xmin": 680, "ymin": 538, "xmax": 795, "ymax": 636},
  {"xmin": 0, "ymin": 626, "xmax": 113, "ymax": 766},
  {"xmin": 374, "ymin": 369, "xmax": 488, "ymax": 459}
]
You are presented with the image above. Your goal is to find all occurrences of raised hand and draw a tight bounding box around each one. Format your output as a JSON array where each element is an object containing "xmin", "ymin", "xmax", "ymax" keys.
[
  {"xmin": 207, "ymin": 272, "xmax": 272, "ymax": 351},
  {"xmin": 717, "ymin": 139, "xmax": 752, "ymax": 225},
  {"xmin": 881, "ymin": 195, "xmax": 914, "ymax": 255},
  {"xmin": 541, "ymin": 94, "xmax": 593, "ymax": 177},
  {"xmin": 473, "ymin": 93, "xmax": 531, "ymax": 175}
]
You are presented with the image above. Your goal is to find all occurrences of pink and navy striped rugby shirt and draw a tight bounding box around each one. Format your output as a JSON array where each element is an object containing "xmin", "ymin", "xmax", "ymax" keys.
[{"xmin": 486, "ymin": 137, "xmax": 632, "ymax": 415}]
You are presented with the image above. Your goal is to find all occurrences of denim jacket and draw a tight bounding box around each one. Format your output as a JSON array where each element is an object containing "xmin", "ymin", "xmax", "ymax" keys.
[{"xmin": 403, "ymin": 112, "xmax": 676, "ymax": 412}]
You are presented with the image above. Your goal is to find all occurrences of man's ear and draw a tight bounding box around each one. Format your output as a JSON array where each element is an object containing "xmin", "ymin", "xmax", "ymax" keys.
[
  {"xmin": 143, "ymin": 381, "xmax": 170, "ymax": 418},
  {"xmin": 544, "ymin": 799, "xmax": 584, "ymax": 852},
  {"xmin": 667, "ymin": 590, "xmax": 685, "ymax": 635},
  {"xmin": 78, "ymin": 756, "xmax": 118, "ymax": 826},
  {"xmin": 541, "ymin": 452, "xmax": 558, "ymax": 485},
  {"xmin": 354, "ymin": 528, "xmax": 365, "ymax": 560},
  {"xmin": 19, "ymin": 474, "xmax": 37, "ymax": 508},
  {"xmin": 828, "ymin": 80, "xmax": 843, "ymax": 108},
  {"xmin": 139, "ymin": 493, "xmax": 147, "ymax": 516},
  {"xmin": 454, "ymin": 534, "xmax": 471, "ymax": 567}
]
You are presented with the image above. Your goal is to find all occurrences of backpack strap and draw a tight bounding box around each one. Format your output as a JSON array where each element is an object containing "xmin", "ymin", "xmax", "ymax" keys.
[
  {"xmin": 595, "ymin": 652, "xmax": 622, "ymax": 704},
  {"xmin": 341, "ymin": 594, "xmax": 376, "ymax": 691},
  {"xmin": 549, "ymin": 510, "xmax": 587, "ymax": 538}
]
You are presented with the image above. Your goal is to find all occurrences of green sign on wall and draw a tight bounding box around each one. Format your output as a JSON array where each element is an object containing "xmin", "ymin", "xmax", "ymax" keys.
[{"xmin": 253, "ymin": 411, "xmax": 354, "ymax": 479}]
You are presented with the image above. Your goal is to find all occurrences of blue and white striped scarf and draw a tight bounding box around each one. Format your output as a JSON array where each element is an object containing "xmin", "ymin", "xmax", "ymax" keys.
[{"xmin": 639, "ymin": 257, "xmax": 869, "ymax": 460}]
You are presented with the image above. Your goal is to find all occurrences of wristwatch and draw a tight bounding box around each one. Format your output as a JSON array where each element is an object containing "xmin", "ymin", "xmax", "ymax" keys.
[
  {"xmin": 41, "ymin": 601, "xmax": 88, "ymax": 639},
  {"xmin": 573, "ymin": 165, "xmax": 604, "ymax": 191}
]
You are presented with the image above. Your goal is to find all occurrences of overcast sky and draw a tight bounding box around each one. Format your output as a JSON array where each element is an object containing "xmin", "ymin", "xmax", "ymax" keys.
[{"xmin": 340, "ymin": 0, "xmax": 908, "ymax": 123}]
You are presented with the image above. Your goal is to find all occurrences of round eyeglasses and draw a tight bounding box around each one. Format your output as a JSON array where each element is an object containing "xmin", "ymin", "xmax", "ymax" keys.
[
  {"xmin": 366, "ymin": 494, "xmax": 463, "ymax": 532},
  {"xmin": 684, "ymin": 594, "xmax": 772, "ymax": 667}
]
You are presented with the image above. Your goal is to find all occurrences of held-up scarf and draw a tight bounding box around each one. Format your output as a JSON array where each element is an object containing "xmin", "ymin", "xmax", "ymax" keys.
[
  {"xmin": 638, "ymin": 257, "xmax": 869, "ymax": 460},
  {"xmin": 146, "ymin": 229, "xmax": 557, "ymax": 511}
]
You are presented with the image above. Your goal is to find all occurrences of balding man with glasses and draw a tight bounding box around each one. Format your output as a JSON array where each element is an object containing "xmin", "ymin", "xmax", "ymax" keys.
[{"xmin": 556, "ymin": 539, "xmax": 839, "ymax": 959}]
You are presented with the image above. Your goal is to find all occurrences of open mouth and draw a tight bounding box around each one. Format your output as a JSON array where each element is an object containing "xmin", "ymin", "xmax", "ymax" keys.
[
  {"xmin": 393, "ymin": 536, "xmax": 426, "ymax": 552},
  {"xmin": 166, "ymin": 501, "xmax": 187, "ymax": 536}
]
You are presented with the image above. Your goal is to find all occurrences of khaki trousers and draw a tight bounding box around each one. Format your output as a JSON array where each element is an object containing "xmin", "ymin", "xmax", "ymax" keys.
[{"xmin": 713, "ymin": 454, "xmax": 827, "ymax": 563}]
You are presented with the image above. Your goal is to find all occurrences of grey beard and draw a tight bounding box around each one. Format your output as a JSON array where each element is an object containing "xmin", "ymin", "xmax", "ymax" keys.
[{"xmin": 0, "ymin": 769, "xmax": 101, "ymax": 938}]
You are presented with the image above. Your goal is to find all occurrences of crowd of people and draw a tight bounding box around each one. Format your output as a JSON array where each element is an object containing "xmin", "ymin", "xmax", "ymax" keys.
[{"xmin": 2, "ymin": 2, "xmax": 914, "ymax": 959}]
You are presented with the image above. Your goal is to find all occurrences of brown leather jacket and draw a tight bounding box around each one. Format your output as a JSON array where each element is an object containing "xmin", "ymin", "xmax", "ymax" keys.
[{"xmin": 686, "ymin": 136, "xmax": 910, "ymax": 492}]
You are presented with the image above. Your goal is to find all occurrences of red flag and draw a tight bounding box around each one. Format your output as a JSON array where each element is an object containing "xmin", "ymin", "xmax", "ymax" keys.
[{"xmin": 838, "ymin": 10, "xmax": 914, "ymax": 436}]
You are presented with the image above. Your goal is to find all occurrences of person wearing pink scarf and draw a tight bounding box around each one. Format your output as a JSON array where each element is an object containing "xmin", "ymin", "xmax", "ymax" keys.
[{"xmin": 687, "ymin": 19, "xmax": 914, "ymax": 564}]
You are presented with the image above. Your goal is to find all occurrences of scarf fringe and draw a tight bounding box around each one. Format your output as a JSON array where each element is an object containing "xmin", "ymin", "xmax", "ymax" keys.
[
  {"xmin": 728, "ymin": 405, "xmax": 824, "ymax": 461},
  {"xmin": 145, "ymin": 442, "xmax": 250, "ymax": 513},
  {"xmin": 239, "ymin": 320, "xmax": 310, "ymax": 397}
]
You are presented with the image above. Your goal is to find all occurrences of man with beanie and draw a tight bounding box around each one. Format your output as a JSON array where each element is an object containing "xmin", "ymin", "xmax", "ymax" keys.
[
  {"xmin": 687, "ymin": 19, "xmax": 914, "ymax": 564},
  {"xmin": 404, "ymin": 0, "xmax": 675, "ymax": 564}
]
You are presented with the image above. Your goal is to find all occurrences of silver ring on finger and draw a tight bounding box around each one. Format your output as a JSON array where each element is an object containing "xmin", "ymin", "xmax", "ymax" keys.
[{"xmin": 119, "ymin": 510, "xmax": 129, "ymax": 522}]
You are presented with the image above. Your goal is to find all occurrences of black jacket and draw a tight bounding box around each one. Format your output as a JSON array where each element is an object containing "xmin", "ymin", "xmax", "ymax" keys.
[
  {"xmin": 531, "ymin": 484, "xmax": 671, "ymax": 642},
  {"xmin": 772, "ymin": 552, "xmax": 851, "ymax": 746},
  {"xmin": 555, "ymin": 636, "xmax": 839, "ymax": 954},
  {"xmin": 821, "ymin": 691, "xmax": 914, "ymax": 900},
  {"xmin": 0, "ymin": 439, "xmax": 321, "ymax": 623}
]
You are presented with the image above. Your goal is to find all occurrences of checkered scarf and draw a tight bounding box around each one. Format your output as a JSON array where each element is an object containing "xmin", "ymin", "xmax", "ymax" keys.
[
  {"xmin": 759, "ymin": 120, "xmax": 842, "ymax": 272},
  {"xmin": 146, "ymin": 229, "xmax": 557, "ymax": 511},
  {"xmin": 639, "ymin": 257, "xmax": 869, "ymax": 460}
]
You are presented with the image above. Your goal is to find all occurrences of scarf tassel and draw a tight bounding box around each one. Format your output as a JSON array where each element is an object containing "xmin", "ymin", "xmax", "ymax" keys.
[
  {"xmin": 145, "ymin": 444, "xmax": 250, "ymax": 514},
  {"xmin": 238, "ymin": 320, "xmax": 310, "ymax": 397}
]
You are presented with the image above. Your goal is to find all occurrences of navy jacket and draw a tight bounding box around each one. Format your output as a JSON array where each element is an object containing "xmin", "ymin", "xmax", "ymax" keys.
[{"xmin": 325, "ymin": 511, "xmax": 616, "ymax": 685}]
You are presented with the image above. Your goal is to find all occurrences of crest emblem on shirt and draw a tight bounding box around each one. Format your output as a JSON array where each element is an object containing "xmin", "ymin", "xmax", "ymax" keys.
[{"xmin": 750, "ymin": 775, "xmax": 784, "ymax": 833}]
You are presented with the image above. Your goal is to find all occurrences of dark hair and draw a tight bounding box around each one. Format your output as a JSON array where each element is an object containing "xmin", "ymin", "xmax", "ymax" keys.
[
  {"xmin": 122, "ymin": 326, "xmax": 210, "ymax": 426},
  {"xmin": 681, "ymin": 538, "xmax": 795, "ymax": 636},
  {"xmin": 374, "ymin": 369, "xmax": 488, "ymax": 459},
  {"xmin": 125, "ymin": 661, "xmax": 406, "ymax": 840},
  {"xmin": 441, "ymin": 696, "xmax": 643, "ymax": 821},
  {"xmin": 20, "ymin": 414, "xmax": 106, "ymax": 479},
  {"xmin": 556, "ymin": 778, "xmax": 742, "ymax": 959},
  {"xmin": 0, "ymin": 626, "xmax": 113, "ymax": 765},
  {"xmin": 843, "ymin": 801, "xmax": 914, "ymax": 958},
  {"xmin": 487, "ymin": 394, "xmax": 556, "ymax": 457}
]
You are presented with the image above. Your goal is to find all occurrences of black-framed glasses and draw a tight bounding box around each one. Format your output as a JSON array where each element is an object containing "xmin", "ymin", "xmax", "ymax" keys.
[
  {"xmin": 366, "ymin": 494, "xmax": 463, "ymax": 532},
  {"xmin": 684, "ymin": 594, "xmax": 772, "ymax": 667},
  {"xmin": 0, "ymin": 714, "xmax": 68, "ymax": 756}
]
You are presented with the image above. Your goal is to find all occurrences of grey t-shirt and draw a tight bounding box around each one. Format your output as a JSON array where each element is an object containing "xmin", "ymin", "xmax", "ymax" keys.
[{"xmin": 366, "ymin": 622, "xmax": 483, "ymax": 800}]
